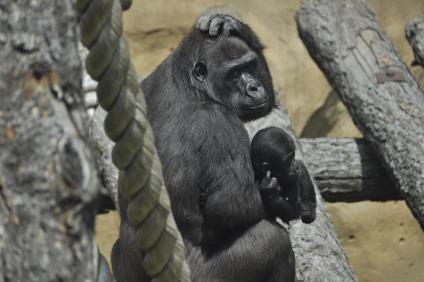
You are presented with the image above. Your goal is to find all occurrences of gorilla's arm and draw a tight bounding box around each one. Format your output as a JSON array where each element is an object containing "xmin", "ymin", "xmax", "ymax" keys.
[
  {"xmin": 293, "ymin": 160, "xmax": 317, "ymax": 223},
  {"xmin": 258, "ymin": 171, "xmax": 301, "ymax": 223},
  {"xmin": 261, "ymin": 160, "xmax": 317, "ymax": 224},
  {"xmin": 267, "ymin": 197, "xmax": 300, "ymax": 223},
  {"xmin": 278, "ymin": 160, "xmax": 316, "ymax": 224},
  {"xmin": 193, "ymin": 106, "xmax": 265, "ymax": 232}
]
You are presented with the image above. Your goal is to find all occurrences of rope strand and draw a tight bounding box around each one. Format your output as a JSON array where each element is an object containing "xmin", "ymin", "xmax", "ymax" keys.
[{"xmin": 76, "ymin": 1, "xmax": 191, "ymax": 280}]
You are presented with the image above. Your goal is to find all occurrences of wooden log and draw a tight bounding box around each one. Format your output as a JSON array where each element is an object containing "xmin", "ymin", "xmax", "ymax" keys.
[
  {"xmin": 246, "ymin": 105, "xmax": 357, "ymax": 281},
  {"xmin": 297, "ymin": 0, "xmax": 424, "ymax": 229},
  {"xmin": 405, "ymin": 16, "xmax": 424, "ymax": 67},
  {"xmin": 300, "ymin": 138, "xmax": 401, "ymax": 202},
  {"xmin": 0, "ymin": 1, "xmax": 99, "ymax": 281}
]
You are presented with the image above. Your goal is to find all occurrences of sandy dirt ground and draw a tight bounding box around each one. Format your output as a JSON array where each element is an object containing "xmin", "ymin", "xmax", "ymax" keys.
[{"xmin": 96, "ymin": 1, "xmax": 424, "ymax": 281}]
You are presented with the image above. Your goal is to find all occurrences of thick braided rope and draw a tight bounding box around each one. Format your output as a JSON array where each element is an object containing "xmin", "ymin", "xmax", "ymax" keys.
[{"xmin": 76, "ymin": 1, "xmax": 191, "ymax": 281}]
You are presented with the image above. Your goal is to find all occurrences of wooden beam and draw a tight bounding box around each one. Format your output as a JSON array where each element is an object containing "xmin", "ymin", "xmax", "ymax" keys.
[
  {"xmin": 297, "ymin": 0, "xmax": 424, "ymax": 229},
  {"xmin": 300, "ymin": 138, "xmax": 401, "ymax": 202}
]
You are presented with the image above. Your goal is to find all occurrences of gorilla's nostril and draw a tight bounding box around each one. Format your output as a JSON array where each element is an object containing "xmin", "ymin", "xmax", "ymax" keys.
[{"xmin": 248, "ymin": 85, "xmax": 258, "ymax": 92}]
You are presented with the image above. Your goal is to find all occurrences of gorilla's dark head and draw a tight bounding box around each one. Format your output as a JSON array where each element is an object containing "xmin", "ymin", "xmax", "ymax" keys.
[
  {"xmin": 191, "ymin": 36, "xmax": 275, "ymax": 121},
  {"xmin": 251, "ymin": 127, "xmax": 296, "ymax": 183}
]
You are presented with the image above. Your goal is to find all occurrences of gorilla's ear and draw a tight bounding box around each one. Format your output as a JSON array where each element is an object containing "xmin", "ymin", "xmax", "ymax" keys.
[
  {"xmin": 193, "ymin": 61, "xmax": 208, "ymax": 81},
  {"xmin": 283, "ymin": 151, "xmax": 295, "ymax": 170}
]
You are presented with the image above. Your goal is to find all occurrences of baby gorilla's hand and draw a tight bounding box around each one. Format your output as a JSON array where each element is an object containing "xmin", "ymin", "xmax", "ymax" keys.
[
  {"xmin": 258, "ymin": 171, "xmax": 280, "ymax": 203},
  {"xmin": 258, "ymin": 171, "xmax": 301, "ymax": 223}
]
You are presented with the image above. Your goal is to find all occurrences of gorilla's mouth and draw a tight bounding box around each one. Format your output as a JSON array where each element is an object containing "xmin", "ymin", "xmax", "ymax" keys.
[{"xmin": 247, "ymin": 102, "xmax": 266, "ymax": 109}]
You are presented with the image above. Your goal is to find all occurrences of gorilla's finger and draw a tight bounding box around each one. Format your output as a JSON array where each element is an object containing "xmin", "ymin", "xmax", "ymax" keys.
[
  {"xmin": 196, "ymin": 14, "xmax": 212, "ymax": 31},
  {"xmin": 194, "ymin": 15, "xmax": 202, "ymax": 29},
  {"xmin": 222, "ymin": 22, "xmax": 233, "ymax": 37},
  {"xmin": 266, "ymin": 170, "xmax": 271, "ymax": 180},
  {"xmin": 209, "ymin": 17, "xmax": 225, "ymax": 36}
]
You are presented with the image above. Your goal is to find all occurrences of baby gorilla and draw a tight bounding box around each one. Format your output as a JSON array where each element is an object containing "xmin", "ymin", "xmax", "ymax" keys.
[{"xmin": 251, "ymin": 127, "xmax": 316, "ymax": 224}]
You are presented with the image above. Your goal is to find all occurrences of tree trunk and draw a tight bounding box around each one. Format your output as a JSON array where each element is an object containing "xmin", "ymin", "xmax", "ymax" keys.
[
  {"xmin": 405, "ymin": 16, "xmax": 424, "ymax": 67},
  {"xmin": 0, "ymin": 1, "xmax": 99, "ymax": 281},
  {"xmin": 300, "ymin": 138, "xmax": 400, "ymax": 202},
  {"xmin": 246, "ymin": 105, "xmax": 357, "ymax": 282},
  {"xmin": 297, "ymin": 0, "xmax": 424, "ymax": 229}
]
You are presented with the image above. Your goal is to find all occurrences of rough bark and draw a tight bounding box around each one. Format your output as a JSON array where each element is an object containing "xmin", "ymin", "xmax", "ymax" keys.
[
  {"xmin": 405, "ymin": 16, "xmax": 424, "ymax": 67},
  {"xmin": 246, "ymin": 105, "xmax": 357, "ymax": 282},
  {"xmin": 0, "ymin": 1, "xmax": 99, "ymax": 281},
  {"xmin": 300, "ymin": 138, "xmax": 400, "ymax": 202},
  {"xmin": 89, "ymin": 106, "xmax": 119, "ymax": 211},
  {"xmin": 297, "ymin": 0, "xmax": 424, "ymax": 229}
]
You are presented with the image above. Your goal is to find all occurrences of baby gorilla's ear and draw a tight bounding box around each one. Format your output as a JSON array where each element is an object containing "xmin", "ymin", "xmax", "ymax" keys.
[
  {"xmin": 282, "ymin": 151, "xmax": 295, "ymax": 172},
  {"xmin": 293, "ymin": 160, "xmax": 317, "ymax": 224}
]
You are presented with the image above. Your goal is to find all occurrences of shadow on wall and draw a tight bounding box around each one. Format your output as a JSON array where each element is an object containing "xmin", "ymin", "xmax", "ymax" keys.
[{"xmin": 301, "ymin": 90, "xmax": 351, "ymax": 138}]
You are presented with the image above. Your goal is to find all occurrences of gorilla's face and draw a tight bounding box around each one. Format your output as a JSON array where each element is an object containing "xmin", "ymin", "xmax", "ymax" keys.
[{"xmin": 192, "ymin": 37, "xmax": 275, "ymax": 121}]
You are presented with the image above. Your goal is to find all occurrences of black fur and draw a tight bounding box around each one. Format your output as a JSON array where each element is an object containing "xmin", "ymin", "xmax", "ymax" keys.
[
  {"xmin": 251, "ymin": 127, "xmax": 317, "ymax": 224},
  {"xmin": 112, "ymin": 14, "xmax": 295, "ymax": 282},
  {"xmin": 97, "ymin": 252, "xmax": 116, "ymax": 282}
]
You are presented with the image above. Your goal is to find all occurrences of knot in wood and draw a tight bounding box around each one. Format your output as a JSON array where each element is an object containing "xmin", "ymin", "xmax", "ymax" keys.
[{"xmin": 375, "ymin": 67, "xmax": 407, "ymax": 84}]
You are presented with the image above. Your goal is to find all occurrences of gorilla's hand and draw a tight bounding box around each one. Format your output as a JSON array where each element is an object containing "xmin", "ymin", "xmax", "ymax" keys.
[
  {"xmin": 259, "ymin": 171, "xmax": 301, "ymax": 222},
  {"xmin": 195, "ymin": 13, "xmax": 264, "ymax": 52},
  {"xmin": 258, "ymin": 171, "xmax": 280, "ymax": 203},
  {"xmin": 196, "ymin": 14, "xmax": 242, "ymax": 37}
]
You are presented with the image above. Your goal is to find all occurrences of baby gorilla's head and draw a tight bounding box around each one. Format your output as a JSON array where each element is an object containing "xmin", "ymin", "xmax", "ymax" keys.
[{"xmin": 251, "ymin": 126, "xmax": 296, "ymax": 185}]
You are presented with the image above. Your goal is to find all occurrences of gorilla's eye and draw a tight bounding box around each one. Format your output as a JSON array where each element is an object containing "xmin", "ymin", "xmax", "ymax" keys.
[
  {"xmin": 229, "ymin": 69, "xmax": 241, "ymax": 80},
  {"xmin": 193, "ymin": 61, "xmax": 207, "ymax": 81}
]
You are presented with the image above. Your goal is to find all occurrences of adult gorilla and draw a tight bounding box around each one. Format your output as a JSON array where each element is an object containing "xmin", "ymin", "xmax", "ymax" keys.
[{"xmin": 112, "ymin": 14, "xmax": 295, "ymax": 282}]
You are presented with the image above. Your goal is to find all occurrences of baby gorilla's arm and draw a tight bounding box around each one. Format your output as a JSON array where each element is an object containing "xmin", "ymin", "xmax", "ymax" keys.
[{"xmin": 257, "ymin": 171, "xmax": 300, "ymax": 223}]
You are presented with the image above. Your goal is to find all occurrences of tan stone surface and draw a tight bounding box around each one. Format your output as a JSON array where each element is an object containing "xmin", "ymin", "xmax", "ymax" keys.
[
  {"xmin": 96, "ymin": 212, "xmax": 120, "ymax": 265},
  {"xmin": 328, "ymin": 201, "xmax": 424, "ymax": 282},
  {"xmin": 96, "ymin": 1, "xmax": 424, "ymax": 281}
]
